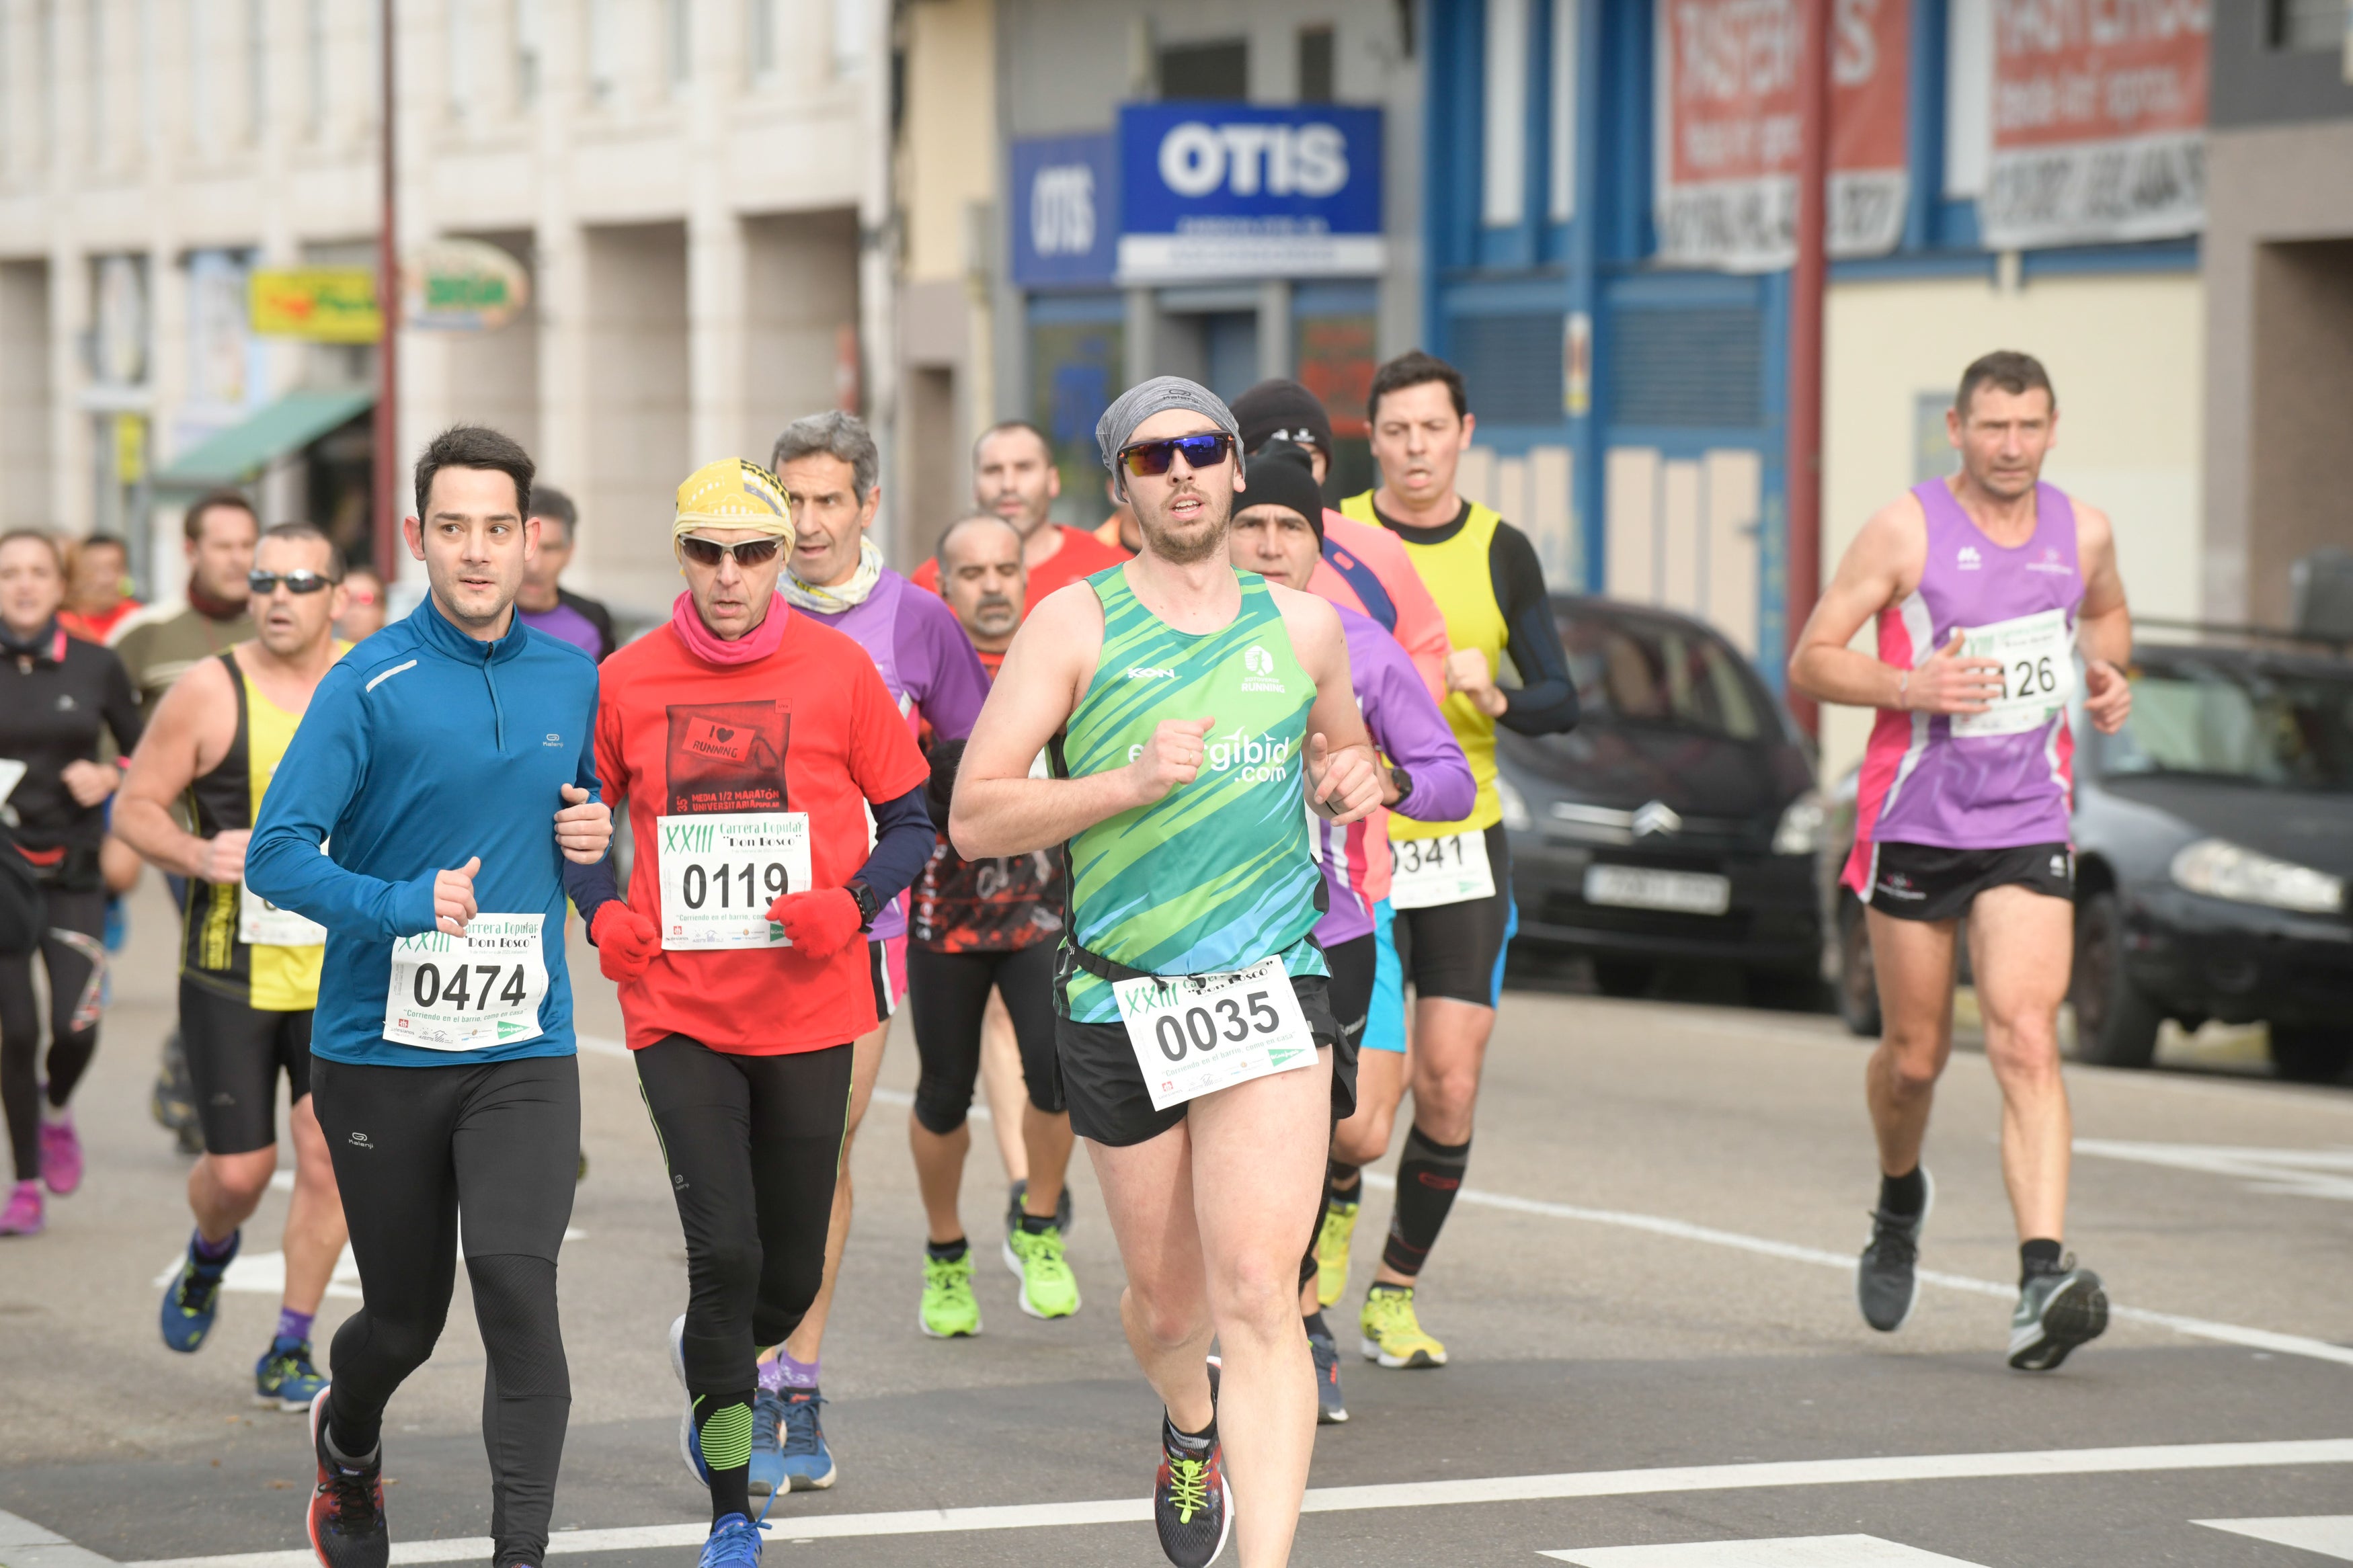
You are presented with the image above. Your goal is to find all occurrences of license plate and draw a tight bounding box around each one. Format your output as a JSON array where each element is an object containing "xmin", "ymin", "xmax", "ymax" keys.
[{"xmin": 1583, "ymin": 864, "xmax": 1730, "ymax": 916}]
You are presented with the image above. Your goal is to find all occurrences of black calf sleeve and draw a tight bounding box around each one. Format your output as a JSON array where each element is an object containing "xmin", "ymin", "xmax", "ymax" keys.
[
  {"xmin": 1326, "ymin": 1159, "xmax": 1363, "ymax": 1201},
  {"xmin": 1380, "ymin": 1124, "xmax": 1470, "ymax": 1278},
  {"xmin": 692, "ymin": 1390, "xmax": 757, "ymax": 1523}
]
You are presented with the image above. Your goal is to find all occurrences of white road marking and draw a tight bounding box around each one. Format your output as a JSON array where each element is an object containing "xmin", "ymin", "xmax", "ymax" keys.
[
  {"xmin": 2195, "ymin": 1516, "xmax": 2353, "ymax": 1560},
  {"xmin": 114, "ymin": 1438, "xmax": 2353, "ymax": 1568},
  {"xmin": 2075, "ymin": 1140, "xmax": 2353, "ymax": 1202},
  {"xmin": 0, "ymin": 1505, "xmax": 118, "ymax": 1568},
  {"xmin": 151, "ymin": 1232, "xmax": 586, "ymax": 1301},
  {"xmin": 1540, "ymin": 1535, "xmax": 1987, "ymax": 1565},
  {"xmin": 1361, "ymin": 1173, "xmax": 2353, "ymax": 1369}
]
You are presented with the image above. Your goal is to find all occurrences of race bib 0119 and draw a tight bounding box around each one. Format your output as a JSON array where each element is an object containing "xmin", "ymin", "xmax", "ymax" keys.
[
  {"xmin": 656, "ymin": 812, "xmax": 813, "ymax": 950},
  {"xmin": 239, "ymin": 882, "xmax": 327, "ymax": 948},
  {"xmin": 1112, "ymin": 956, "xmax": 1320, "ymax": 1112},
  {"xmin": 1952, "ymin": 608, "xmax": 2074, "ymax": 739},
  {"xmin": 383, "ymin": 914, "xmax": 549, "ymax": 1050},
  {"xmin": 1386, "ymin": 829, "xmax": 1497, "ymax": 909}
]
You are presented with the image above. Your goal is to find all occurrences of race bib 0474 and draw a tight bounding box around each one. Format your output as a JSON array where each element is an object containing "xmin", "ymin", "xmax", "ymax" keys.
[{"xmin": 383, "ymin": 914, "xmax": 548, "ymax": 1050}]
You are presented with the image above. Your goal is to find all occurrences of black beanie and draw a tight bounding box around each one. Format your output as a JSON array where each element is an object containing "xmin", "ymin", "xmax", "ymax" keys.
[
  {"xmin": 1242, "ymin": 442, "xmax": 1328, "ymax": 542},
  {"xmin": 1231, "ymin": 379, "xmax": 1334, "ymax": 461}
]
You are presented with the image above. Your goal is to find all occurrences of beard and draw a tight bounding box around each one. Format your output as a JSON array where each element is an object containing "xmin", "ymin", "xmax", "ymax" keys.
[{"xmin": 1135, "ymin": 487, "xmax": 1231, "ymax": 567}]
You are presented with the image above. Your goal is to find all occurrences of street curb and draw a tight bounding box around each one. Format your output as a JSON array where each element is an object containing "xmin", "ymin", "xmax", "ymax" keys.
[{"xmin": 0, "ymin": 1508, "xmax": 118, "ymax": 1568}]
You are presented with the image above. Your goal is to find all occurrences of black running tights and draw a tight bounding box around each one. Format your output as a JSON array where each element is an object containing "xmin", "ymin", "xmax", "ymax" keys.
[
  {"xmin": 0, "ymin": 886, "xmax": 106, "ymax": 1182},
  {"xmin": 311, "ymin": 1053, "xmax": 580, "ymax": 1568},
  {"xmin": 635, "ymin": 1035, "xmax": 853, "ymax": 1399}
]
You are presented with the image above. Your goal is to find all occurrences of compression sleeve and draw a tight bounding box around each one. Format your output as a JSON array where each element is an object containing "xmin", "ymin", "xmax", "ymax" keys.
[
  {"xmin": 851, "ymin": 786, "xmax": 935, "ymax": 905},
  {"xmin": 1490, "ymin": 522, "xmax": 1579, "ymax": 737},
  {"xmin": 562, "ymin": 704, "xmax": 615, "ymax": 929},
  {"xmin": 566, "ymin": 856, "xmax": 619, "ymax": 935}
]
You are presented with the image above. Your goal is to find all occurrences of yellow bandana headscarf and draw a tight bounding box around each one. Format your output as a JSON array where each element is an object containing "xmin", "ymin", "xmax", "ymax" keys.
[{"xmin": 674, "ymin": 458, "xmax": 795, "ymax": 545}]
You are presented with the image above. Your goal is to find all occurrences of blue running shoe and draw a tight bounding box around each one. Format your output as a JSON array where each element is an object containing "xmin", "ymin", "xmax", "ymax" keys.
[
  {"xmin": 257, "ymin": 1336, "xmax": 329, "ymax": 1411},
  {"xmin": 161, "ymin": 1231, "xmax": 239, "ymax": 1352},
  {"xmin": 667, "ymin": 1315, "xmax": 709, "ymax": 1487},
  {"xmin": 747, "ymin": 1387, "xmax": 787, "ymax": 1499},
  {"xmin": 776, "ymin": 1387, "xmax": 836, "ymax": 1491},
  {"xmin": 697, "ymin": 1513, "xmax": 768, "ymax": 1568}
]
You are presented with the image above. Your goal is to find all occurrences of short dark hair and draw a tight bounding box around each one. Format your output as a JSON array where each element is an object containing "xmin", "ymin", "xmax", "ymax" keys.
[
  {"xmin": 528, "ymin": 483, "xmax": 578, "ymax": 535},
  {"xmin": 413, "ymin": 424, "xmax": 534, "ymax": 523},
  {"xmin": 1956, "ymin": 351, "xmax": 2056, "ymax": 419},
  {"xmin": 257, "ymin": 522, "xmax": 345, "ymax": 581},
  {"xmin": 973, "ymin": 419, "xmax": 1055, "ymax": 465},
  {"xmin": 936, "ymin": 512, "xmax": 1023, "ymax": 571},
  {"xmin": 1367, "ymin": 350, "xmax": 1468, "ymax": 424},
  {"xmin": 184, "ymin": 490, "xmax": 259, "ymax": 543},
  {"xmin": 342, "ymin": 556, "xmax": 382, "ymax": 582},
  {"xmin": 79, "ymin": 532, "xmax": 128, "ymax": 556}
]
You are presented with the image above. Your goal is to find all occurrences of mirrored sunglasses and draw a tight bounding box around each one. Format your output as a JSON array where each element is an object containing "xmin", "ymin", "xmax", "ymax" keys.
[
  {"xmin": 247, "ymin": 570, "xmax": 333, "ymax": 595},
  {"xmin": 677, "ymin": 535, "xmax": 785, "ymax": 569},
  {"xmin": 1118, "ymin": 433, "xmax": 1234, "ymax": 479}
]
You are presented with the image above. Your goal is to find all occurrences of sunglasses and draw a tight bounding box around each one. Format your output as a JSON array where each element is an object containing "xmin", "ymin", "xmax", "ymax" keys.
[
  {"xmin": 1118, "ymin": 433, "xmax": 1234, "ymax": 479},
  {"xmin": 247, "ymin": 570, "xmax": 333, "ymax": 595},
  {"xmin": 677, "ymin": 535, "xmax": 785, "ymax": 569}
]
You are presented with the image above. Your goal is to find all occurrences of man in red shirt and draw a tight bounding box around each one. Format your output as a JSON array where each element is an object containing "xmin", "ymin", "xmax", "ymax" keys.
[
  {"xmin": 575, "ymin": 459, "xmax": 935, "ymax": 1546},
  {"xmin": 909, "ymin": 421, "xmax": 1126, "ymax": 606}
]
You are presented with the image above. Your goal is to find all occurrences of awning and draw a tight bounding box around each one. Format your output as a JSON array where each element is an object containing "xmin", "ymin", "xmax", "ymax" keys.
[{"xmin": 151, "ymin": 388, "xmax": 376, "ymax": 490}]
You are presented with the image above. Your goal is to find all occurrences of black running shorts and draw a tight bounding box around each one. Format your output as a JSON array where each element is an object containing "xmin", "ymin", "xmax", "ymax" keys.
[
  {"xmin": 1862, "ymin": 841, "xmax": 2074, "ymax": 923},
  {"xmin": 1390, "ymin": 822, "xmax": 1516, "ymax": 1007},
  {"xmin": 180, "ymin": 977, "xmax": 313, "ymax": 1156},
  {"xmin": 1055, "ymin": 970, "xmax": 1351, "ymax": 1149}
]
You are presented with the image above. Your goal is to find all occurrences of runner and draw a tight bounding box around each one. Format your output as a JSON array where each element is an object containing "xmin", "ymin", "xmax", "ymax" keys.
[
  {"xmin": 244, "ymin": 425, "xmax": 612, "ymax": 1568},
  {"xmin": 764, "ymin": 411, "xmax": 993, "ymax": 1489},
  {"xmin": 59, "ymin": 532, "xmax": 141, "ymax": 643},
  {"xmin": 516, "ymin": 486, "xmax": 619, "ymax": 662},
  {"xmin": 335, "ymin": 565, "xmax": 388, "ymax": 643},
  {"xmin": 908, "ymin": 513, "xmax": 1078, "ymax": 1337},
  {"xmin": 1331, "ymin": 351, "xmax": 1579, "ymax": 1371},
  {"xmin": 910, "ymin": 419, "xmax": 1128, "ymax": 600},
  {"xmin": 114, "ymin": 523, "xmax": 351, "ymax": 1407},
  {"xmin": 0, "ymin": 531, "xmax": 142, "ymax": 1237},
  {"xmin": 1228, "ymin": 442, "xmax": 1473, "ymax": 1427},
  {"xmin": 951, "ymin": 377, "xmax": 1384, "ymax": 1568},
  {"xmin": 1790, "ymin": 350, "xmax": 2132, "ymax": 1372},
  {"xmin": 568, "ymin": 458, "xmax": 934, "ymax": 1545}
]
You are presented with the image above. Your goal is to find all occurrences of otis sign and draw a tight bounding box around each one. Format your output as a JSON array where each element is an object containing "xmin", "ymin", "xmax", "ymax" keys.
[{"xmin": 1117, "ymin": 103, "xmax": 1384, "ymax": 284}]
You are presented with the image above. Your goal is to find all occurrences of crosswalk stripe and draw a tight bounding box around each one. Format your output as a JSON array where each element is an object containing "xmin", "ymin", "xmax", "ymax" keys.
[
  {"xmin": 2195, "ymin": 1516, "xmax": 2353, "ymax": 1561},
  {"xmin": 1540, "ymin": 1534, "xmax": 1987, "ymax": 1565}
]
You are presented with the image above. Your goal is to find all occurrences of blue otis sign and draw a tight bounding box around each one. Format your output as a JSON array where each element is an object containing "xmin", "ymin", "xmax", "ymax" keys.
[
  {"xmin": 1117, "ymin": 103, "xmax": 1384, "ymax": 284},
  {"xmin": 1010, "ymin": 132, "xmax": 1119, "ymax": 288}
]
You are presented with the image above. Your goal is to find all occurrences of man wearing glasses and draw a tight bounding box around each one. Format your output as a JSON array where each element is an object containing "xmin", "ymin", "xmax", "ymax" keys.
[
  {"xmin": 952, "ymin": 378, "xmax": 1384, "ymax": 1568},
  {"xmin": 114, "ymin": 524, "xmax": 354, "ymax": 1413}
]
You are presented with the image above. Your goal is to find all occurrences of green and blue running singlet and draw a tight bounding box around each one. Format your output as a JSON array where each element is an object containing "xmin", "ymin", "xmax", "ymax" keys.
[{"xmin": 1058, "ymin": 566, "xmax": 1327, "ymax": 1024}]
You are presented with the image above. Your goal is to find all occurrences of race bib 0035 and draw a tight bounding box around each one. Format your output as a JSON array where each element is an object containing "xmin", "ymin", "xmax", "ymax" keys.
[
  {"xmin": 1386, "ymin": 829, "xmax": 1497, "ymax": 909},
  {"xmin": 239, "ymin": 882, "xmax": 327, "ymax": 948},
  {"xmin": 1952, "ymin": 608, "xmax": 2074, "ymax": 739},
  {"xmin": 656, "ymin": 812, "xmax": 813, "ymax": 950},
  {"xmin": 1112, "ymin": 956, "xmax": 1320, "ymax": 1112},
  {"xmin": 383, "ymin": 914, "xmax": 548, "ymax": 1050}
]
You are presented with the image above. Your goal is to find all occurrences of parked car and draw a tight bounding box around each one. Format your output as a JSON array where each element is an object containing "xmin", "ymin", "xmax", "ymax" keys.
[
  {"xmin": 1822, "ymin": 634, "xmax": 2353, "ymax": 1081},
  {"xmin": 1494, "ymin": 595, "xmax": 1825, "ymax": 1005}
]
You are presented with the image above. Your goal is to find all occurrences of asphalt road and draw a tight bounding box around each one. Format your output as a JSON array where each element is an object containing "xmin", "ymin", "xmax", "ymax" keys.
[{"xmin": 4, "ymin": 878, "xmax": 2350, "ymax": 1568}]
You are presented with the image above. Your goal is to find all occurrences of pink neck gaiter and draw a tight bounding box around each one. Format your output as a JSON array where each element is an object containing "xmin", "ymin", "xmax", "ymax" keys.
[{"xmin": 670, "ymin": 591, "xmax": 790, "ymax": 665}]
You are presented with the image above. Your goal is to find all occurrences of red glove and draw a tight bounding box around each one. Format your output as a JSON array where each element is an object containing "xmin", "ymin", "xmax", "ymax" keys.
[
  {"xmin": 767, "ymin": 887, "xmax": 865, "ymax": 959},
  {"xmin": 590, "ymin": 901, "xmax": 660, "ymax": 983}
]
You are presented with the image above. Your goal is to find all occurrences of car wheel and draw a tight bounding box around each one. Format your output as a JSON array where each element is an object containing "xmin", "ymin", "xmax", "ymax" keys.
[
  {"xmin": 1835, "ymin": 895, "xmax": 1881, "ymax": 1038},
  {"xmin": 2268, "ymin": 1026, "xmax": 2353, "ymax": 1085},
  {"xmin": 2069, "ymin": 891, "xmax": 2161, "ymax": 1069},
  {"xmin": 1592, "ymin": 959, "xmax": 1654, "ymax": 999},
  {"xmin": 1747, "ymin": 966, "xmax": 1827, "ymax": 1012}
]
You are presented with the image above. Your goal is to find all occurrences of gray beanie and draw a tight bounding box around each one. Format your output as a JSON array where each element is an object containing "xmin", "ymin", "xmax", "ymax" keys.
[{"xmin": 1095, "ymin": 376, "xmax": 1242, "ymax": 497}]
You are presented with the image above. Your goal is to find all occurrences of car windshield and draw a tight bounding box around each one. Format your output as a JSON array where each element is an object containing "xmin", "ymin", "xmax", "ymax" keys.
[
  {"xmin": 2102, "ymin": 662, "xmax": 2353, "ymax": 792},
  {"xmin": 1558, "ymin": 608, "xmax": 1765, "ymax": 741}
]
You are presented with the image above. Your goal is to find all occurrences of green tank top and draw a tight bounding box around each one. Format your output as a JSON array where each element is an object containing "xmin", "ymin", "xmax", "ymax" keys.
[{"xmin": 1059, "ymin": 565, "xmax": 1327, "ymax": 1024}]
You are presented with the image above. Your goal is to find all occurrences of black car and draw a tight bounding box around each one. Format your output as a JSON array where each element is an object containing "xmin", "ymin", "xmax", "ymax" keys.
[
  {"xmin": 1494, "ymin": 595, "xmax": 1825, "ymax": 1004},
  {"xmin": 1824, "ymin": 634, "xmax": 2353, "ymax": 1082}
]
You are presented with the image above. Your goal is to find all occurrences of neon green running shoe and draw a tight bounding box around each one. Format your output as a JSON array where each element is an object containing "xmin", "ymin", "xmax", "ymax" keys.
[
  {"xmin": 1359, "ymin": 1283, "xmax": 1447, "ymax": 1368},
  {"xmin": 1314, "ymin": 1198, "xmax": 1359, "ymax": 1309},
  {"xmin": 1002, "ymin": 1225, "xmax": 1081, "ymax": 1319},
  {"xmin": 919, "ymin": 1249, "xmax": 982, "ymax": 1338}
]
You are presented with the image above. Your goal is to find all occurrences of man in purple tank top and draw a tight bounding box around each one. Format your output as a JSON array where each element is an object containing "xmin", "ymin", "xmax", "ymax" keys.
[
  {"xmin": 1792, "ymin": 352, "xmax": 2134, "ymax": 1373},
  {"xmin": 762, "ymin": 411, "xmax": 992, "ymax": 1491}
]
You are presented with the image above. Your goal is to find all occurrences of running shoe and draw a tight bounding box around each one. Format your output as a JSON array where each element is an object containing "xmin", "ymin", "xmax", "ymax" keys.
[
  {"xmin": 1314, "ymin": 1197, "xmax": 1359, "ymax": 1309},
  {"xmin": 306, "ymin": 1390, "xmax": 388, "ymax": 1568},
  {"xmin": 161, "ymin": 1232, "xmax": 240, "ymax": 1352},
  {"xmin": 920, "ymin": 1249, "xmax": 983, "ymax": 1338},
  {"xmin": 38, "ymin": 1105, "xmax": 82, "ymax": 1196},
  {"xmin": 0, "ymin": 1180, "xmax": 41, "ymax": 1237},
  {"xmin": 1006, "ymin": 1178, "xmax": 1074, "ymax": 1239},
  {"xmin": 746, "ymin": 1387, "xmax": 787, "ymax": 1500},
  {"xmin": 1359, "ymin": 1284, "xmax": 1447, "ymax": 1368},
  {"xmin": 775, "ymin": 1388, "xmax": 835, "ymax": 1491},
  {"xmin": 257, "ymin": 1336, "xmax": 330, "ymax": 1412},
  {"xmin": 1856, "ymin": 1167, "xmax": 1934, "ymax": 1333},
  {"xmin": 2007, "ymin": 1257, "xmax": 2109, "ymax": 1372},
  {"xmin": 1308, "ymin": 1329, "xmax": 1348, "ymax": 1424},
  {"xmin": 696, "ymin": 1512, "xmax": 768, "ymax": 1568},
  {"xmin": 666, "ymin": 1315, "xmax": 710, "ymax": 1487},
  {"xmin": 1002, "ymin": 1225, "xmax": 1081, "ymax": 1319},
  {"xmin": 1152, "ymin": 1417, "xmax": 1232, "ymax": 1568}
]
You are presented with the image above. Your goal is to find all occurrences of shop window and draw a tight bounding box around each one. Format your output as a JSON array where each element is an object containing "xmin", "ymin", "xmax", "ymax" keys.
[
  {"xmin": 2271, "ymin": 0, "xmax": 2348, "ymax": 50},
  {"xmin": 1029, "ymin": 317, "xmax": 1127, "ymax": 526},
  {"xmin": 1298, "ymin": 25, "xmax": 1335, "ymax": 101},
  {"xmin": 1160, "ymin": 39, "xmax": 1247, "ymax": 99},
  {"xmin": 1295, "ymin": 313, "xmax": 1376, "ymax": 501}
]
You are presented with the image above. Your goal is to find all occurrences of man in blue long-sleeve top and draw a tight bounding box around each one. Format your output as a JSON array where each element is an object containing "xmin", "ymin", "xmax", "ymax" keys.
[{"xmin": 245, "ymin": 425, "xmax": 613, "ymax": 1568}]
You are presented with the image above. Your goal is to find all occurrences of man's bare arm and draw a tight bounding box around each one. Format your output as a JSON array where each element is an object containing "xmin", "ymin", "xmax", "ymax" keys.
[
  {"xmin": 2074, "ymin": 503, "xmax": 2132, "ymax": 667},
  {"xmin": 1790, "ymin": 497, "xmax": 2001, "ymax": 716},
  {"xmin": 114, "ymin": 659, "xmax": 244, "ymax": 882}
]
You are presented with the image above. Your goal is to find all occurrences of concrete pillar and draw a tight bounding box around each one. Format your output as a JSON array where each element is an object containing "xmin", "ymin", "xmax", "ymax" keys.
[
  {"xmin": 1257, "ymin": 280, "xmax": 1293, "ymax": 382},
  {"xmin": 688, "ymin": 212, "xmax": 749, "ymax": 470},
  {"xmin": 1124, "ymin": 286, "xmax": 1157, "ymax": 390}
]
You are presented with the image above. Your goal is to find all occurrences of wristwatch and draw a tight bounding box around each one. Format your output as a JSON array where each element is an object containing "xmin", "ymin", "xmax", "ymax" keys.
[
  {"xmin": 846, "ymin": 880, "xmax": 882, "ymax": 932},
  {"xmin": 1388, "ymin": 764, "xmax": 1414, "ymax": 803}
]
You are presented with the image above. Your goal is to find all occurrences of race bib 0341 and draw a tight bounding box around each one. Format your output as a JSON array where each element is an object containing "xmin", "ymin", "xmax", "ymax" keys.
[{"xmin": 1386, "ymin": 829, "xmax": 1497, "ymax": 909}]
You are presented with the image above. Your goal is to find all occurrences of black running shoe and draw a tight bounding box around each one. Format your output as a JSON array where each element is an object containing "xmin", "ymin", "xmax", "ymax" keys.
[
  {"xmin": 2008, "ymin": 1257, "xmax": 2108, "ymax": 1371},
  {"xmin": 306, "ymin": 1390, "xmax": 389, "ymax": 1568},
  {"xmin": 1856, "ymin": 1167, "xmax": 1933, "ymax": 1333},
  {"xmin": 1152, "ymin": 1418, "xmax": 1232, "ymax": 1568},
  {"xmin": 1308, "ymin": 1330, "xmax": 1348, "ymax": 1424}
]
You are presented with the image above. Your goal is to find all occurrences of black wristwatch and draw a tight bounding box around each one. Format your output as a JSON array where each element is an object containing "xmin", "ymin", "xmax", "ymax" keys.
[
  {"xmin": 1388, "ymin": 764, "xmax": 1414, "ymax": 803},
  {"xmin": 846, "ymin": 880, "xmax": 881, "ymax": 932}
]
